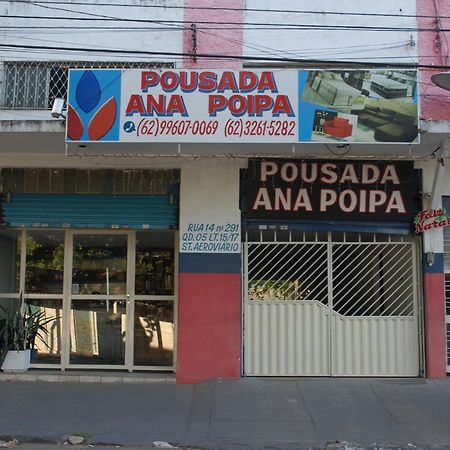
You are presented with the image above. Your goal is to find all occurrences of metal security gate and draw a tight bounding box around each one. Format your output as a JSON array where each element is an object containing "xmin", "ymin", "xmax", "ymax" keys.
[
  {"xmin": 244, "ymin": 230, "xmax": 421, "ymax": 377},
  {"xmin": 442, "ymin": 224, "xmax": 450, "ymax": 373}
]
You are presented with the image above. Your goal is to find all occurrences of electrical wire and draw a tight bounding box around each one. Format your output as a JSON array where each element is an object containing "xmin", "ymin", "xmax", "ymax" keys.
[
  {"xmin": 0, "ymin": 6, "xmax": 447, "ymax": 81},
  {"xmin": 2, "ymin": 32, "xmax": 410, "ymax": 57},
  {"xmin": 0, "ymin": 26, "xmax": 182, "ymax": 31},
  {"xmin": 1, "ymin": 2, "xmax": 420, "ymax": 63},
  {"xmin": 3, "ymin": 48, "xmax": 450, "ymax": 79},
  {"xmin": 0, "ymin": 0, "xmax": 444, "ymax": 71},
  {"xmin": 2, "ymin": 0, "xmax": 450, "ymax": 21},
  {"xmin": 431, "ymin": 0, "xmax": 450, "ymax": 65},
  {"xmin": 0, "ymin": 15, "xmax": 446, "ymax": 33},
  {"xmin": 0, "ymin": 1, "xmax": 425, "ymax": 67},
  {"xmin": 194, "ymin": 21, "xmax": 412, "ymax": 61},
  {"xmin": 189, "ymin": 25, "xmax": 412, "ymax": 67},
  {"xmin": 0, "ymin": 28, "xmax": 446, "ymax": 77},
  {"xmin": 3, "ymin": 35, "xmax": 409, "ymax": 67},
  {"xmin": 3, "ymin": 43, "xmax": 450, "ymax": 69},
  {"xmin": 0, "ymin": 6, "xmax": 431, "ymax": 35},
  {"xmin": 1, "ymin": 25, "xmax": 418, "ymax": 65},
  {"xmin": 2, "ymin": 2, "xmax": 449, "ymax": 142}
]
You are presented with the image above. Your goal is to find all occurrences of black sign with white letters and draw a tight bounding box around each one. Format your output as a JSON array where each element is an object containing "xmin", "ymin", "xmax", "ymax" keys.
[{"xmin": 244, "ymin": 159, "xmax": 418, "ymax": 222}]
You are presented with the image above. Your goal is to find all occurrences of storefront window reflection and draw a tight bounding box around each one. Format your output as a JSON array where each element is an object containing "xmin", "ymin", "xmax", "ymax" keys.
[
  {"xmin": 0, "ymin": 228, "xmax": 177, "ymax": 370},
  {"xmin": 15, "ymin": 234, "xmax": 20, "ymax": 293},
  {"xmin": 0, "ymin": 231, "xmax": 20, "ymax": 294},
  {"xmin": 135, "ymin": 232, "xmax": 174, "ymax": 296},
  {"xmin": 26, "ymin": 299, "xmax": 62, "ymax": 364},
  {"xmin": 72, "ymin": 234, "xmax": 127, "ymax": 295},
  {"xmin": 134, "ymin": 300, "xmax": 173, "ymax": 366},
  {"xmin": 25, "ymin": 231, "xmax": 64, "ymax": 294},
  {"xmin": 70, "ymin": 299, "xmax": 126, "ymax": 365}
]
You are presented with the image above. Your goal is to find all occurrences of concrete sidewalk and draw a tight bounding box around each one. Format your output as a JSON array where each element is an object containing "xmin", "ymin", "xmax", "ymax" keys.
[{"xmin": 1, "ymin": 376, "xmax": 450, "ymax": 450}]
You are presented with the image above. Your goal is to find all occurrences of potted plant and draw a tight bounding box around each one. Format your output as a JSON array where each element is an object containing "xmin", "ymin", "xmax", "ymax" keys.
[{"xmin": 0, "ymin": 297, "xmax": 55, "ymax": 372}]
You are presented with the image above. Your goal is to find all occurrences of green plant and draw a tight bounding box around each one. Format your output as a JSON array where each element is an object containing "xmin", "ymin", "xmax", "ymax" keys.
[
  {"xmin": 24, "ymin": 304, "xmax": 57, "ymax": 350},
  {"xmin": 0, "ymin": 296, "xmax": 57, "ymax": 364}
]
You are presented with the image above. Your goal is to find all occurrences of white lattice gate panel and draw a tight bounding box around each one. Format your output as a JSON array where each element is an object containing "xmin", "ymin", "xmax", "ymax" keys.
[
  {"xmin": 245, "ymin": 301, "xmax": 330, "ymax": 376},
  {"xmin": 247, "ymin": 241, "xmax": 328, "ymax": 302},
  {"xmin": 244, "ymin": 236, "xmax": 330, "ymax": 376},
  {"xmin": 330, "ymin": 240, "xmax": 418, "ymax": 376},
  {"xmin": 332, "ymin": 241, "xmax": 415, "ymax": 317}
]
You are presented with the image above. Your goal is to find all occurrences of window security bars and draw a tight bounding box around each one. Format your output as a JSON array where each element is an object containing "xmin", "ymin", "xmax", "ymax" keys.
[{"xmin": 1, "ymin": 61, "xmax": 173, "ymax": 110}]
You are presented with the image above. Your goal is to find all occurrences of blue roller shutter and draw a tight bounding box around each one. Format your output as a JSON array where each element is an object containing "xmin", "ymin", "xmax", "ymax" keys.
[{"xmin": 2, "ymin": 194, "xmax": 178, "ymax": 229}]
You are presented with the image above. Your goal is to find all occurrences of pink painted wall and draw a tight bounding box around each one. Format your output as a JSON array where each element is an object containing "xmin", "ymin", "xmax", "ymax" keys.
[
  {"xmin": 182, "ymin": 0, "xmax": 244, "ymax": 69},
  {"xmin": 177, "ymin": 0, "xmax": 244, "ymax": 384},
  {"xmin": 417, "ymin": 0, "xmax": 449, "ymax": 378},
  {"xmin": 417, "ymin": 0, "xmax": 450, "ymax": 120},
  {"xmin": 176, "ymin": 273, "xmax": 242, "ymax": 384},
  {"xmin": 423, "ymin": 273, "xmax": 447, "ymax": 378}
]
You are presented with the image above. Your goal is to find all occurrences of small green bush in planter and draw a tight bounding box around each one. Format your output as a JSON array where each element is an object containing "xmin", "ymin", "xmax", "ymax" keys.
[{"xmin": 0, "ymin": 298, "xmax": 56, "ymax": 370}]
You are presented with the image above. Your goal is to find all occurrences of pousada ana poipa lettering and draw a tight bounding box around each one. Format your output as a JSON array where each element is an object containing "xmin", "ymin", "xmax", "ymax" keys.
[
  {"xmin": 125, "ymin": 70, "xmax": 294, "ymax": 118},
  {"xmin": 252, "ymin": 188, "xmax": 406, "ymax": 214},
  {"xmin": 252, "ymin": 161, "xmax": 408, "ymax": 215}
]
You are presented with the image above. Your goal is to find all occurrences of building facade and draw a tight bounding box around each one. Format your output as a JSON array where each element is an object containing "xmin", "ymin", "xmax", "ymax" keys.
[{"xmin": 0, "ymin": 0, "xmax": 448, "ymax": 382}]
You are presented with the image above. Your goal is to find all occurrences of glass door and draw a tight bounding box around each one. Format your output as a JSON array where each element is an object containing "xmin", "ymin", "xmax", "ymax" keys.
[
  {"xmin": 67, "ymin": 231, "xmax": 131, "ymax": 369},
  {"xmin": 24, "ymin": 230, "xmax": 64, "ymax": 366},
  {"xmin": 133, "ymin": 231, "xmax": 176, "ymax": 370}
]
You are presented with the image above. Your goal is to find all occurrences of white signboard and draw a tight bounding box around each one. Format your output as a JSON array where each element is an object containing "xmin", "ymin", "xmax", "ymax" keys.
[
  {"xmin": 67, "ymin": 69, "xmax": 297, "ymax": 143},
  {"xmin": 67, "ymin": 68, "xmax": 419, "ymax": 144}
]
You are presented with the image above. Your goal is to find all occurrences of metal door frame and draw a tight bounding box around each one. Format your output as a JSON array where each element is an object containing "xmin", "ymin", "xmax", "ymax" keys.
[
  {"xmin": 64, "ymin": 229, "xmax": 134, "ymax": 371},
  {"xmin": 7, "ymin": 228, "xmax": 178, "ymax": 372}
]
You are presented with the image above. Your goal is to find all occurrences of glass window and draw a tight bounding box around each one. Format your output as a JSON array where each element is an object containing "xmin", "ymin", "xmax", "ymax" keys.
[
  {"xmin": 134, "ymin": 300, "xmax": 174, "ymax": 366},
  {"xmin": 26, "ymin": 299, "xmax": 62, "ymax": 365},
  {"xmin": 70, "ymin": 299, "xmax": 126, "ymax": 365},
  {"xmin": 0, "ymin": 230, "xmax": 20, "ymax": 294},
  {"xmin": 0, "ymin": 297, "xmax": 19, "ymax": 319},
  {"xmin": 25, "ymin": 231, "xmax": 64, "ymax": 294},
  {"xmin": 0, "ymin": 297, "xmax": 62, "ymax": 365},
  {"xmin": 444, "ymin": 226, "xmax": 450, "ymax": 272},
  {"xmin": 135, "ymin": 232, "xmax": 174, "ymax": 296},
  {"xmin": 72, "ymin": 234, "xmax": 127, "ymax": 295}
]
